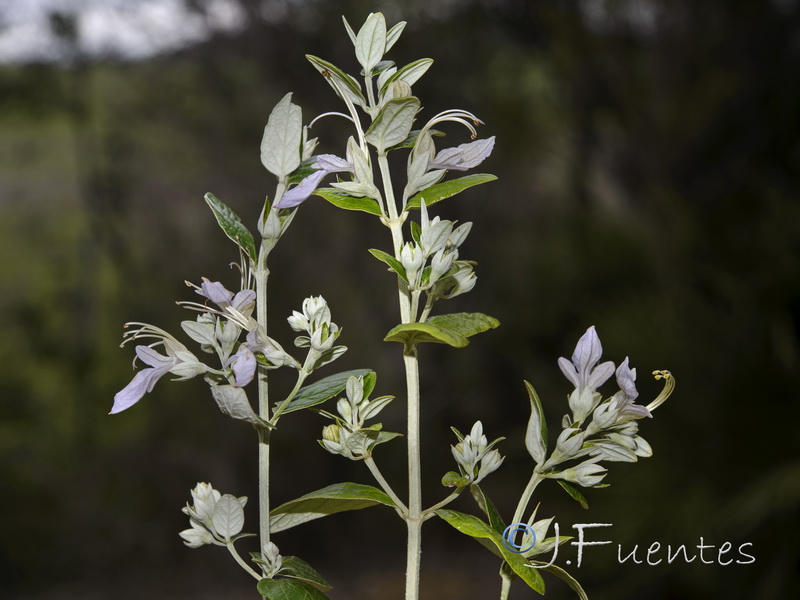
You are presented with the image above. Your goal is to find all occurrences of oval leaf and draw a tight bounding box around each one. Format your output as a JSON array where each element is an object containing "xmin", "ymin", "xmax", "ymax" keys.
[
  {"xmin": 355, "ymin": 12, "xmax": 387, "ymax": 73},
  {"xmin": 270, "ymin": 483, "xmax": 395, "ymax": 533},
  {"xmin": 275, "ymin": 369, "xmax": 372, "ymax": 414},
  {"xmin": 380, "ymin": 58, "xmax": 434, "ymax": 95},
  {"xmin": 281, "ymin": 556, "xmax": 332, "ymax": 593},
  {"xmin": 426, "ymin": 312, "xmax": 500, "ymax": 338},
  {"xmin": 211, "ymin": 385, "xmax": 262, "ymax": 425},
  {"xmin": 258, "ymin": 578, "xmax": 329, "ymax": 600},
  {"xmin": 365, "ymin": 97, "xmax": 421, "ymax": 153},
  {"xmin": 204, "ymin": 193, "xmax": 257, "ymax": 262},
  {"xmin": 369, "ymin": 248, "xmax": 408, "ymax": 283},
  {"xmin": 261, "ymin": 93, "xmax": 303, "ymax": 180},
  {"xmin": 211, "ymin": 494, "xmax": 245, "ymax": 539},
  {"xmin": 524, "ymin": 381, "xmax": 548, "ymax": 465},
  {"xmin": 406, "ymin": 173, "xmax": 498, "ymax": 209}
]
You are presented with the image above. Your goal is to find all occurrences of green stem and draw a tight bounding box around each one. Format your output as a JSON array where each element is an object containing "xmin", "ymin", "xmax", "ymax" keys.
[
  {"xmin": 226, "ymin": 540, "xmax": 262, "ymax": 581},
  {"xmin": 422, "ymin": 488, "xmax": 463, "ymax": 520},
  {"xmin": 499, "ymin": 471, "xmax": 545, "ymax": 600},
  {"xmin": 270, "ymin": 368, "xmax": 309, "ymax": 425},
  {"xmin": 364, "ymin": 455, "xmax": 408, "ymax": 515},
  {"xmin": 404, "ymin": 345, "xmax": 422, "ymax": 600}
]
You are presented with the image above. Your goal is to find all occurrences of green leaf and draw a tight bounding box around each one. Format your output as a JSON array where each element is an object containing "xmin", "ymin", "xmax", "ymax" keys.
[
  {"xmin": 379, "ymin": 58, "xmax": 434, "ymax": 95},
  {"xmin": 435, "ymin": 509, "xmax": 545, "ymax": 594},
  {"xmin": 525, "ymin": 381, "xmax": 548, "ymax": 465},
  {"xmin": 275, "ymin": 369, "xmax": 372, "ymax": 414},
  {"xmin": 556, "ymin": 480, "xmax": 589, "ymax": 510},
  {"xmin": 384, "ymin": 322, "xmax": 469, "ymax": 348},
  {"xmin": 442, "ymin": 471, "xmax": 470, "ymax": 488},
  {"xmin": 204, "ymin": 193, "xmax": 257, "ymax": 263},
  {"xmin": 369, "ymin": 248, "xmax": 408, "ymax": 283},
  {"xmin": 528, "ymin": 562, "xmax": 589, "ymax": 600},
  {"xmin": 470, "ymin": 484, "xmax": 506, "ymax": 534},
  {"xmin": 365, "ymin": 97, "xmax": 421, "ymax": 153},
  {"xmin": 312, "ymin": 188, "xmax": 382, "ymax": 216},
  {"xmin": 426, "ymin": 312, "xmax": 500, "ymax": 339},
  {"xmin": 270, "ymin": 483, "xmax": 395, "ymax": 533},
  {"xmin": 261, "ymin": 92, "xmax": 303, "ymax": 180},
  {"xmin": 406, "ymin": 173, "xmax": 498, "ymax": 209},
  {"xmin": 281, "ymin": 556, "xmax": 332, "ymax": 593},
  {"xmin": 258, "ymin": 578, "xmax": 329, "ymax": 600},
  {"xmin": 410, "ymin": 220, "xmax": 422, "ymax": 244},
  {"xmin": 306, "ymin": 55, "xmax": 366, "ymax": 108},
  {"xmin": 354, "ymin": 12, "xmax": 386, "ymax": 73}
]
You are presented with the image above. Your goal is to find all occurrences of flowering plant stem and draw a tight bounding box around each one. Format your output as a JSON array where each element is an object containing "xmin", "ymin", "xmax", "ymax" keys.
[
  {"xmin": 256, "ymin": 237, "xmax": 272, "ymax": 567},
  {"xmin": 499, "ymin": 472, "xmax": 545, "ymax": 600}
]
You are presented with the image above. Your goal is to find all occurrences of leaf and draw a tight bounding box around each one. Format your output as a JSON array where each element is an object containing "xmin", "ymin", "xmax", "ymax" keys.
[
  {"xmin": 281, "ymin": 556, "xmax": 332, "ymax": 593},
  {"xmin": 528, "ymin": 562, "xmax": 589, "ymax": 600},
  {"xmin": 406, "ymin": 173, "xmax": 498, "ymax": 209},
  {"xmin": 181, "ymin": 320, "xmax": 216, "ymax": 346},
  {"xmin": 355, "ymin": 12, "xmax": 386, "ymax": 73},
  {"xmin": 556, "ymin": 480, "xmax": 589, "ymax": 510},
  {"xmin": 270, "ymin": 483, "xmax": 395, "ymax": 533},
  {"xmin": 275, "ymin": 369, "xmax": 372, "ymax": 414},
  {"xmin": 385, "ymin": 20, "xmax": 406, "ymax": 52},
  {"xmin": 306, "ymin": 55, "xmax": 365, "ymax": 108},
  {"xmin": 261, "ymin": 93, "xmax": 303, "ymax": 180},
  {"xmin": 204, "ymin": 193, "xmax": 257, "ymax": 263},
  {"xmin": 379, "ymin": 58, "xmax": 434, "ymax": 95},
  {"xmin": 369, "ymin": 249, "xmax": 408, "ymax": 283},
  {"xmin": 313, "ymin": 188, "xmax": 382, "ymax": 216},
  {"xmin": 258, "ymin": 578, "xmax": 329, "ymax": 600},
  {"xmin": 365, "ymin": 97, "xmax": 421, "ymax": 153},
  {"xmin": 426, "ymin": 312, "xmax": 500, "ymax": 339},
  {"xmin": 211, "ymin": 385, "xmax": 266, "ymax": 426},
  {"xmin": 384, "ymin": 322, "xmax": 469, "ymax": 348},
  {"xmin": 525, "ymin": 381, "xmax": 548, "ymax": 465},
  {"xmin": 470, "ymin": 484, "xmax": 506, "ymax": 534},
  {"xmin": 211, "ymin": 494, "xmax": 245, "ymax": 539},
  {"xmin": 435, "ymin": 509, "xmax": 545, "ymax": 594}
]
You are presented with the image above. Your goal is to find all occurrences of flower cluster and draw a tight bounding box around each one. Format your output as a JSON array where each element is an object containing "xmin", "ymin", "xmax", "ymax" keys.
[
  {"xmin": 179, "ymin": 482, "xmax": 249, "ymax": 547},
  {"xmin": 443, "ymin": 421, "xmax": 505, "ymax": 487},
  {"xmin": 318, "ymin": 374, "xmax": 398, "ymax": 460},
  {"xmin": 530, "ymin": 327, "xmax": 674, "ymax": 488}
]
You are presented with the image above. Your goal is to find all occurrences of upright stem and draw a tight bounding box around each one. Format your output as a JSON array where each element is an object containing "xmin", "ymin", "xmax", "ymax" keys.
[
  {"xmin": 255, "ymin": 240, "xmax": 271, "ymax": 564},
  {"xmin": 403, "ymin": 345, "xmax": 422, "ymax": 600}
]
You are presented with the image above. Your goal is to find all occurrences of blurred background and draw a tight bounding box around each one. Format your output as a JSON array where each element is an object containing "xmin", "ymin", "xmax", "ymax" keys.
[{"xmin": 1, "ymin": 0, "xmax": 798, "ymax": 598}]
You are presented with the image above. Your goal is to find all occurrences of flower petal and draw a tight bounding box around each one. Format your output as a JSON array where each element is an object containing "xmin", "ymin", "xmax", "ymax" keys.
[
  {"xmin": 428, "ymin": 136, "xmax": 495, "ymax": 171},
  {"xmin": 110, "ymin": 368, "xmax": 158, "ymax": 414},
  {"xmin": 274, "ymin": 170, "xmax": 327, "ymax": 208}
]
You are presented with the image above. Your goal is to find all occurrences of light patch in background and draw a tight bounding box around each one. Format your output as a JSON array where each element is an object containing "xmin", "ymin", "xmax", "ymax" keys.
[{"xmin": 0, "ymin": 0, "xmax": 247, "ymax": 62}]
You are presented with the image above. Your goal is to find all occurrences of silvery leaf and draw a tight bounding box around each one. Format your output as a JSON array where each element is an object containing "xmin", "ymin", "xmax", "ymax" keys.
[
  {"xmin": 260, "ymin": 93, "xmax": 303, "ymax": 180},
  {"xmin": 211, "ymin": 494, "xmax": 245, "ymax": 539},
  {"xmin": 355, "ymin": 13, "xmax": 387, "ymax": 73}
]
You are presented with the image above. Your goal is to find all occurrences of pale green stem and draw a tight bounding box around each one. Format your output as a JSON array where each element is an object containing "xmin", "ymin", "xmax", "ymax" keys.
[
  {"xmin": 499, "ymin": 471, "xmax": 545, "ymax": 600},
  {"xmin": 270, "ymin": 367, "xmax": 309, "ymax": 425},
  {"xmin": 255, "ymin": 179, "xmax": 286, "ymax": 571},
  {"xmin": 403, "ymin": 346, "xmax": 423, "ymax": 600},
  {"xmin": 422, "ymin": 488, "xmax": 463, "ymax": 519},
  {"xmin": 226, "ymin": 540, "xmax": 262, "ymax": 581},
  {"xmin": 364, "ymin": 455, "xmax": 408, "ymax": 515}
]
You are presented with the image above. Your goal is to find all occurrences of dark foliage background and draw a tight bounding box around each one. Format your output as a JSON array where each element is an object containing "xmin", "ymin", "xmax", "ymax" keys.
[{"xmin": 1, "ymin": 1, "xmax": 798, "ymax": 598}]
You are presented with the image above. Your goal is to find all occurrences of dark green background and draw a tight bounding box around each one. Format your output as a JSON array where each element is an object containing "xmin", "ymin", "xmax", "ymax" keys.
[{"xmin": 1, "ymin": 1, "xmax": 798, "ymax": 598}]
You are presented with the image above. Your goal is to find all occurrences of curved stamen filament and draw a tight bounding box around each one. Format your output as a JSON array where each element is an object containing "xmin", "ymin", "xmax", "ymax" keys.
[{"xmin": 647, "ymin": 370, "xmax": 675, "ymax": 412}]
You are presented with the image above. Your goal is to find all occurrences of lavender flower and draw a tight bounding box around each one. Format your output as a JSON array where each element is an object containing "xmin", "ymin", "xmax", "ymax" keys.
[
  {"xmin": 274, "ymin": 154, "xmax": 354, "ymax": 209},
  {"xmin": 558, "ymin": 327, "xmax": 616, "ymax": 424},
  {"xmin": 428, "ymin": 136, "xmax": 495, "ymax": 171}
]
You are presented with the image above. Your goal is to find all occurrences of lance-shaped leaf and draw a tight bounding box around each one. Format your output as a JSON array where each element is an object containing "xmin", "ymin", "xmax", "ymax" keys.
[
  {"xmin": 257, "ymin": 578, "xmax": 329, "ymax": 600},
  {"xmin": 355, "ymin": 12, "xmax": 386, "ymax": 73},
  {"xmin": 261, "ymin": 93, "xmax": 303, "ymax": 180},
  {"xmin": 384, "ymin": 322, "xmax": 469, "ymax": 348},
  {"xmin": 379, "ymin": 58, "xmax": 434, "ymax": 95},
  {"xmin": 365, "ymin": 97, "xmax": 421, "ymax": 153},
  {"xmin": 306, "ymin": 55, "xmax": 366, "ymax": 109},
  {"xmin": 525, "ymin": 381, "xmax": 548, "ymax": 465},
  {"xmin": 556, "ymin": 480, "xmax": 589, "ymax": 510},
  {"xmin": 406, "ymin": 173, "xmax": 498, "ymax": 209},
  {"xmin": 275, "ymin": 369, "xmax": 372, "ymax": 414},
  {"xmin": 369, "ymin": 249, "xmax": 409, "ymax": 283},
  {"xmin": 436, "ymin": 509, "xmax": 545, "ymax": 594},
  {"xmin": 280, "ymin": 556, "xmax": 332, "ymax": 593},
  {"xmin": 312, "ymin": 188, "xmax": 382, "ymax": 216},
  {"xmin": 470, "ymin": 484, "xmax": 506, "ymax": 534},
  {"xmin": 426, "ymin": 313, "xmax": 500, "ymax": 339},
  {"xmin": 204, "ymin": 193, "xmax": 257, "ymax": 262},
  {"xmin": 270, "ymin": 483, "xmax": 395, "ymax": 533},
  {"xmin": 211, "ymin": 494, "xmax": 245, "ymax": 540},
  {"xmin": 527, "ymin": 562, "xmax": 589, "ymax": 600}
]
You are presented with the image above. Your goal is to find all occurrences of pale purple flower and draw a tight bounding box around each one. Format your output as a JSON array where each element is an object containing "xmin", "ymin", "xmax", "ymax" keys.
[
  {"xmin": 274, "ymin": 153, "xmax": 354, "ymax": 209},
  {"xmin": 611, "ymin": 358, "xmax": 652, "ymax": 420},
  {"xmin": 195, "ymin": 278, "xmax": 256, "ymax": 313},
  {"xmin": 111, "ymin": 346, "xmax": 178, "ymax": 414},
  {"xmin": 428, "ymin": 136, "xmax": 495, "ymax": 171},
  {"xmin": 227, "ymin": 345, "xmax": 257, "ymax": 387},
  {"xmin": 558, "ymin": 326, "xmax": 615, "ymax": 392}
]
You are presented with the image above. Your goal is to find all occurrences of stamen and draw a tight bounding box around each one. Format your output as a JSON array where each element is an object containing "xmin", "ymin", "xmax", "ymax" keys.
[
  {"xmin": 309, "ymin": 111, "xmax": 355, "ymax": 128},
  {"xmin": 646, "ymin": 370, "xmax": 675, "ymax": 412}
]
